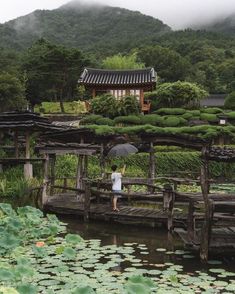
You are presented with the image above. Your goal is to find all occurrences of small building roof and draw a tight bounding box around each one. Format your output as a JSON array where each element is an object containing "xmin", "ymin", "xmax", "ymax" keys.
[{"xmin": 78, "ymin": 67, "xmax": 156, "ymax": 89}]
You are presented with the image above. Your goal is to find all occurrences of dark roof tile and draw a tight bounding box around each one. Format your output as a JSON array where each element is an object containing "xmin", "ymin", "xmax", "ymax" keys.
[{"xmin": 79, "ymin": 67, "xmax": 156, "ymax": 86}]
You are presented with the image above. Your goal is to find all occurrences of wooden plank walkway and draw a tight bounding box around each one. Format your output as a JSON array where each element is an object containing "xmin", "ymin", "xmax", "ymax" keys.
[
  {"xmin": 44, "ymin": 194, "xmax": 188, "ymax": 228},
  {"xmin": 175, "ymin": 226, "xmax": 235, "ymax": 253}
]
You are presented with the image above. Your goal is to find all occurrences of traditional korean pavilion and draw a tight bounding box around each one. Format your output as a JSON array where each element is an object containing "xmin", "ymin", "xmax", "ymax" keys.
[{"xmin": 78, "ymin": 67, "xmax": 157, "ymax": 113}]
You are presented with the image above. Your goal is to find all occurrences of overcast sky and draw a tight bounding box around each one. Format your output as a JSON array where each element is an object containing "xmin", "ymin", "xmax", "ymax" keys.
[{"xmin": 1, "ymin": 0, "xmax": 235, "ymax": 28}]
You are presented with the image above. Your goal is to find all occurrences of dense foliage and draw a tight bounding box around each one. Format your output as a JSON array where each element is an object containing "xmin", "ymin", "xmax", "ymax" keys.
[
  {"xmin": 90, "ymin": 94, "xmax": 140, "ymax": 118},
  {"xmin": 224, "ymin": 91, "xmax": 235, "ymax": 110}
]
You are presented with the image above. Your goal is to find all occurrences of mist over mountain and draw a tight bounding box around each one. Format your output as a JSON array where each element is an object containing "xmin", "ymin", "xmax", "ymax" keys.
[
  {"xmin": 0, "ymin": 0, "xmax": 170, "ymax": 53},
  {"xmin": 191, "ymin": 13, "xmax": 235, "ymax": 36}
]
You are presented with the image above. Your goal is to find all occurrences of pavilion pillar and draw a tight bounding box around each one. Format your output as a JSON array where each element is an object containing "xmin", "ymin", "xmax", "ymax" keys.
[
  {"xmin": 76, "ymin": 154, "xmax": 89, "ymax": 201},
  {"xmin": 200, "ymin": 146, "xmax": 211, "ymax": 263},
  {"xmin": 92, "ymin": 89, "xmax": 96, "ymax": 98},
  {"xmin": 148, "ymin": 142, "xmax": 156, "ymax": 186},
  {"xmin": 140, "ymin": 89, "xmax": 144, "ymax": 110},
  {"xmin": 14, "ymin": 131, "xmax": 19, "ymax": 159},
  {"xmin": 24, "ymin": 131, "xmax": 33, "ymax": 179},
  {"xmin": 42, "ymin": 154, "xmax": 50, "ymax": 207}
]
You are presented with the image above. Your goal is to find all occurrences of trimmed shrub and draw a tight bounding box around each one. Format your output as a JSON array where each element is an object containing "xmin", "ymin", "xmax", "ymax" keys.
[
  {"xmin": 91, "ymin": 94, "xmax": 118, "ymax": 118},
  {"xmin": 200, "ymin": 113, "xmax": 218, "ymax": 123},
  {"xmin": 155, "ymin": 108, "xmax": 186, "ymax": 115},
  {"xmin": 161, "ymin": 116, "xmax": 186, "ymax": 127},
  {"xmin": 96, "ymin": 117, "xmax": 114, "ymax": 126},
  {"xmin": 189, "ymin": 110, "xmax": 201, "ymax": 116},
  {"xmin": 80, "ymin": 114, "xmax": 103, "ymax": 125},
  {"xmin": 201, "ymin": 107, "xmax": 224, "ymax": 114},
  {"xmin": 224, "ymin": 91, "xmax": 235, "ymax": 110},
  {"xmin": 114, "ymin": 115, "xmax": 141, "ymax": 125},
  {"xmin": 182, "ymin": 112, "xmax": 194, "ymax": 120},
  {"xmin": 120, "ymin": 95, "xmax": 140, "ymax": 116},
  {"xmin": 140, "ymin": 114, "xmax": 164, "ymax": 126},
  {"xmin": 227, "ymin": 111, "xmax": 235, "ymax": 119}
]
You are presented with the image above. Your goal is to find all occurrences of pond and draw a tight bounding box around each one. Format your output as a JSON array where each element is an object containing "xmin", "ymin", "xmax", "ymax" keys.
[{"xmin": 61, "ymin": 215, "xmax": 235, "ymax": 274}]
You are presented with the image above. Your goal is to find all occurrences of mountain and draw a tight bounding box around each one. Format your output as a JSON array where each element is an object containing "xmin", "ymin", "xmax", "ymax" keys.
[
  {"xmin": 193, "ymin": 13, "xmax": 235, "ymax": 36},
  {"xmin": 0, "ymin": 0, "xmax": 170, "ymax": 54}
]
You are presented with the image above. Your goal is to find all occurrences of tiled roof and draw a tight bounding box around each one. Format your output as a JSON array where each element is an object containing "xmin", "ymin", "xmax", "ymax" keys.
[{"xmin": 78, "ymin": 68, "xmax": 156, "ymax": 86}]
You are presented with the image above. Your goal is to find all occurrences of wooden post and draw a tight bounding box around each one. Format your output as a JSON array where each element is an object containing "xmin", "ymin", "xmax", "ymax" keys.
[
  {"xmin": 50, "ymin": 154, "xmax": 56, "ymax": 196},
  {"xmin": 42, "ymin": 154, "xmax": 50, "ymax": 207},
  {"xmin": 24, "ymin": 132, "xmax": 33, "ymax": 179},
  {"xmin": 92, "ymin": 89, "xmax": 96, "ymax": 98},
  {"xmin": 100, "ymin": 143, "xmax": 106, "ymax": 177},
  {"xmin": 163, "ymin": 184, "xmax": 175, "ymax": 231},
  {"xmin": 148, "ymin": 142, "xmax": 156, "ymax": 192},
  {"xmin": 14, "ymin": 131, "xmax": 19, "ymax": 158},
  {"xmin": 187, "ymin": 199, "xmax": 196, "ymax": 241},
  {"xmin": 84, "ymin": 181, "xmax": 91, "ymax": 222},
  {"xmin": 200, "ymin": 146, "xmax": 211, "ymax": 263}
]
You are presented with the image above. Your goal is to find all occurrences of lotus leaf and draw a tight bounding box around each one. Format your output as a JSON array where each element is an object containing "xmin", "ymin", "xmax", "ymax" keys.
[
  {"xmin": 16, "ymin": 284, "xmax": 38, "ymax": 294},
  {"xmin": 63, "ymin": 247, "xmax": 76, "ymax": 259},
  {"xmin": 65, "ymin": 234, "xmax": 83, "ymax": 245},
  {"xmin": 124, "ymin": 282, "xmax": 152, "ymax": 294},
  {"xmin": 0, "ymin": 268, "xmax": 14, "ymax": 281},
  {"xmin": 0, "ymin": 287, "xmax": 19, "ymax": 294},
  {"xmin": 71, "ymin": 286, "xmax": 96, "ymax": 294}
]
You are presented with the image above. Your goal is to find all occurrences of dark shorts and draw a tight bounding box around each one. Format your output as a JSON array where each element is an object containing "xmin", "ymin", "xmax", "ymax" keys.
[{"xmin": 112, "ymin": 190, "xmax": 122, "ymax": 198}]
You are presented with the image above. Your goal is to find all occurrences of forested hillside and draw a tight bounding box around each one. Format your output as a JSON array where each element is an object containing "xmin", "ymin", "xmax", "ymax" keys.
[
  {"xmin": 0, "ymin": 1, "xmax": 170, "ymax": 55},
  {"xmin": 0, "ymin": 1, "xmax": 234, "ymax": 112}
]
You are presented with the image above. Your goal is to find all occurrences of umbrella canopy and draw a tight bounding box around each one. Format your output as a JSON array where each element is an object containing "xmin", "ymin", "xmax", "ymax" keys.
[{"xmin": 107, "ymin": 143, "xmax": 138, "ymax": 157}]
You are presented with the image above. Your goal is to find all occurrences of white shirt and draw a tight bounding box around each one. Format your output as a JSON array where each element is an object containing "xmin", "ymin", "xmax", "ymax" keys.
[{"xmin": 111, "ymin": 172, "xmax": 122, "ymax": 191}]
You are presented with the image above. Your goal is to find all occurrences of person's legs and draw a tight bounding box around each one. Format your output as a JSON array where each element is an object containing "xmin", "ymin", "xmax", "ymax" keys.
[{"xmin": 113, "ymin": 195, "xmax": 119, "ymax": 211}]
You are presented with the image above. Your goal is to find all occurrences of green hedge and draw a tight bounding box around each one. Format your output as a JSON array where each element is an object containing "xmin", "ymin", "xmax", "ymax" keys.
[{"xmin": 56, "ymin": 152, "xmax": 235, "ymax": 180}]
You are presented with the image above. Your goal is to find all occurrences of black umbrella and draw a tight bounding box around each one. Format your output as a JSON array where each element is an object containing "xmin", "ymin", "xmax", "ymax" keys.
[{"xmin": 107, "ymin": 143, "xmax": 138, "ymax": 157}]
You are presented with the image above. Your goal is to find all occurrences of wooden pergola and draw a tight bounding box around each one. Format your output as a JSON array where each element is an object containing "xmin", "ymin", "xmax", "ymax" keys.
[{"xmin": 0, "ymin": 111, "xmax": 66, "ymax": 179}]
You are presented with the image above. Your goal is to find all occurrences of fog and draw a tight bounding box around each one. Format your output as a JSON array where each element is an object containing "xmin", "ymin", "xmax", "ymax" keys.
[{"xmin": 1, "ymin": 0, "xmax": 235, "ymax": 28}]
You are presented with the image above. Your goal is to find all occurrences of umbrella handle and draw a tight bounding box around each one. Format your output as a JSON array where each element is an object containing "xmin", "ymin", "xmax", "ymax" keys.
[{"xmin": 121, "ymin": 164, "xmax": 126, "ymax": 175}]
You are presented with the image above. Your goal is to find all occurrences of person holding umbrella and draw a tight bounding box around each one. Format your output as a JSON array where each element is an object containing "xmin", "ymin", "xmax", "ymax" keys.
[{"xmin": 111, "ymin": 164, "xmax": 126, "ymax": 212}]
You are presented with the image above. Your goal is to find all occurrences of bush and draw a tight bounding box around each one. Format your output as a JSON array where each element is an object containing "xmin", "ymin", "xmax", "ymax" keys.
[
  {"xmin": 155, "ymin": 108, "xmax": 186, "ymax": 115},
  {"xmin": 182, "ymin": 111, "xmax": 194, "ymax": 120},
  {"xmin": 91, "ymin": 94, "xmax": 118, "ymax": 118},
  {"xmin": 155, "ymin": 81, "xmax": 208, "ymax": 109},
  {"xmin": 119, "ymin": 95, "xmax": 140, "ymax": 116},
  {"xmin": 114, "ymin": 115, "xmax": 141, "ymax": 125},
  {"xmin": 90, "ymin": 94, "xmax": 140, "ymax": 118},
  {"xmin": 200, "ymin": 113, "xmax": 218, "ymax": 123},
  {"xmin": 224, "ymin": 91, "xmax": 235, "ymax": 110}
]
